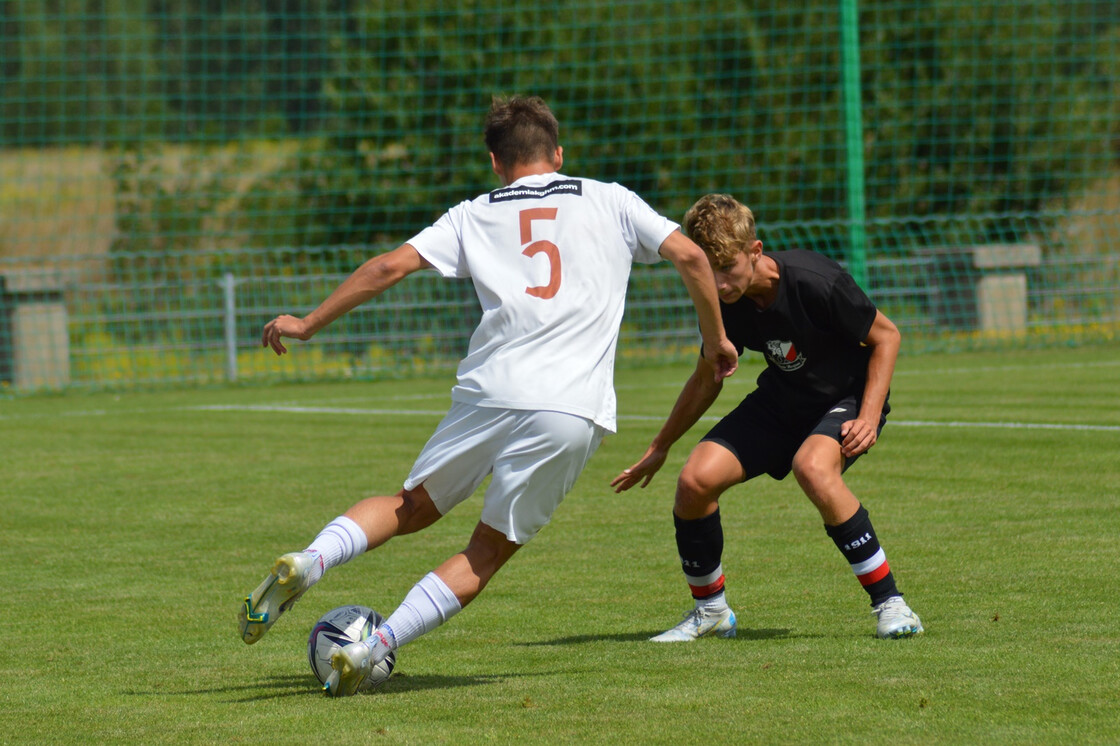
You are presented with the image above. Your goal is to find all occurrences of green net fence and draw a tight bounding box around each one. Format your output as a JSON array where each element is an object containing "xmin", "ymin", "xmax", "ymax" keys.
[{"xmin": 1, "ymin": 1, "xmax": 1117, "ymax": 391}]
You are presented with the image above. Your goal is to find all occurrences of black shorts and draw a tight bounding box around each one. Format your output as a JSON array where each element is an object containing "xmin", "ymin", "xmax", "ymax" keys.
[{"xmin": 701, "ymin": 390, "xmax": 889, "ymax": 481}]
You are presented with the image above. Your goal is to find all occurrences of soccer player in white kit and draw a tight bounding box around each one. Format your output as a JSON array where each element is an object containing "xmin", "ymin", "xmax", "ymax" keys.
[{"xmin": 240, "ymin": 95, "xmax": 739, "ymax": 696}]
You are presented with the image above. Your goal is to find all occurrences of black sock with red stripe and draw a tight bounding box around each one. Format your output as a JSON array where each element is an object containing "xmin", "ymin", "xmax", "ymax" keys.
[
  {"xmin": 825, "ymin": 504, "xmax": 900, "ymax": 606},
  {"xmin": 674, "ymin": 509, "xmax": 726, "ymax": 600}
]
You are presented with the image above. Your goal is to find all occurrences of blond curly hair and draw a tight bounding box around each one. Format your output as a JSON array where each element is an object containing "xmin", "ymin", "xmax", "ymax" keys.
[{"xmin": 683, "ymin": 194, "xmax": 757, "ymax": 266}]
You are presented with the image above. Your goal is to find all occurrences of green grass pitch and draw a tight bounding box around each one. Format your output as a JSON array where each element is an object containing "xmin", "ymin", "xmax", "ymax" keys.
[{"xmin": 2, "ymin": 345, "xmax": 1118, "ymax": 744}]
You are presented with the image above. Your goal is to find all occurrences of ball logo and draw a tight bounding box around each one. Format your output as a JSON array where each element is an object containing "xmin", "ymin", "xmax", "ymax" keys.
[{"xmin": 765, "ymin": 339, "xmax": 806, "ymax": 371}]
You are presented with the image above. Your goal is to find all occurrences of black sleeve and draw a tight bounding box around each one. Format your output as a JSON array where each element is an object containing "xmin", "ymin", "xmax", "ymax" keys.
[{"xmin": 828, "ymin": 272, "xmax": 878, "ymax": 344}]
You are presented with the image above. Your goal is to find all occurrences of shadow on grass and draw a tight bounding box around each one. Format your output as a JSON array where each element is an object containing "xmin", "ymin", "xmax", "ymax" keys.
[
  {"xmin": 518, "ymin": 627, "xmax": 794, "ymax": 645},
  {"xmin": 374, "ymin": 670, "xmax": 549, "ymax": 695},
  {"xmin": 140, "ymin": 670, "xmax": 550, "ymax": 702}
]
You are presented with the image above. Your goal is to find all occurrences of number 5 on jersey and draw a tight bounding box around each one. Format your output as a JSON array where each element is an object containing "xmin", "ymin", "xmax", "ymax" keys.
[{"xmin": 520, "ymin": 207, "xmax": 560, "ymax": 299}]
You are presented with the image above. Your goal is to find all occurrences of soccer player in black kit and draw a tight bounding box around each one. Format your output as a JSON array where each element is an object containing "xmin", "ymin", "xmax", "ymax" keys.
[{"xmin": 612, "ymin": 193, "xmax": 923, "ymax": 641}]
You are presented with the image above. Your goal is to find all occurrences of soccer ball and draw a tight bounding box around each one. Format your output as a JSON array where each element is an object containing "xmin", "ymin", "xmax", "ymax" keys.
[{"xmin": 307, "ymin": 605, "xmax": 396, "ymax": 691}]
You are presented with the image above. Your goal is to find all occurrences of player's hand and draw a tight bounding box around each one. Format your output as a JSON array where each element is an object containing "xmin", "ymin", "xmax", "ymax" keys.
[
  {"xmin": 610, "ymin": 446, "xmax": 668, "ymax": 493},
  {"xmin": 840, "ymin": 417, "xmax": 878, "ymax": 459},
  {"xmin": 704, "ymin": 337, "xmax": 738, "ymax": 382},
  {"xmin": 262, "ymin": 314, "xmax": 311, "ymax": 355}
]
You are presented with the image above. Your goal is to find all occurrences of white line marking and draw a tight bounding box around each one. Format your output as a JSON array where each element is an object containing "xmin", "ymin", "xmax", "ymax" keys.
[
  {"xmin": 893, "ymin": 358, "xmax": 1120, "ymax": 377},
  {"xmin": 182, "ymin": 405, "xmax": 1120, "ymax": 432},
  {"xmin": 614, "ymin": 358, "xmax": 1120, "ymax": 389},
  {"xmin": 190, "ymin": 404, "xmax": 446, "ymax": 417},
  {"xmin": 892, "ymin": 419, "xmax": 1120, "ymax": 433},
  {"xmin": 2, "ymin": 402, "xmax": 1114, "ymax": 433}
]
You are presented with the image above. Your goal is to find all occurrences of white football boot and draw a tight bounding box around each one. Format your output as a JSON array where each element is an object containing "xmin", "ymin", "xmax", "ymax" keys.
[
  {"xmin": 323, "ymin": 628, "xmax": 395, "ymax": 697},
  {"xmin": 239, "ymin": 551, "xmax": 319, "ymax": 644},
  {"xmin": 650, "ymin": 606, "xmax": 737, "ymax": 642},
  {"xmin": 872, "ymin": 596, "xmax": 924, "ymax": 639}
]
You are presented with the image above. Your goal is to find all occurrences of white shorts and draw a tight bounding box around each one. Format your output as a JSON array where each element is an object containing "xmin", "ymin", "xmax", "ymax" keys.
[{"xmin": 403, "ymin": 402, "xmax": 605, "ymax": 544}]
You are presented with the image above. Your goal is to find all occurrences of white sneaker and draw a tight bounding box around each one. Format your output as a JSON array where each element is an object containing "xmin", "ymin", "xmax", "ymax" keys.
[
  {"xmin": 239, "ymin": 551, "xmax": 320, "ymax": 644},
  {"xmin": 323, "ymin": 628, "xmax": 395, "ymax": 697},
  {"xmin": 650, "ymin": 606, "xmax": 737, "ymax": 642},
  {"xmin": 872, "ymin": 596, "xmax": 924, "ymax": 639}
]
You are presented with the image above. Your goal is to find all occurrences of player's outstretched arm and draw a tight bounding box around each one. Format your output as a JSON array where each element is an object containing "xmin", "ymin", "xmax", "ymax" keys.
[
  {"xmin": 263, "ymin": 244, "xmax": 431, "ymax": 355},
  {"xmin": 657, "ymin": 230, "xmax": 738, "ymax": 382},
  {"xmin": 610, "ymin": 355, "xmax": 723, "ymax": 493},
  {"xmin": 840, "ymin": 310, "xmax": 900, "ymax": 458}
]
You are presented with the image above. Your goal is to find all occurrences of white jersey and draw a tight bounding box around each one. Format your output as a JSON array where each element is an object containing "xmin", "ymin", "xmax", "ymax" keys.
[{"xmin": 407, "ymin": 172, "xmax": 677, "ymax": 432}]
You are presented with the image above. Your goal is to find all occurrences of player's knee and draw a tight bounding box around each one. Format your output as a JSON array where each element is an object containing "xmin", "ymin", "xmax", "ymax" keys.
[
  {"xmin": 791, "ymin": 449, "xmax": 838, "ymax": 493},
  {"xmin": 675, "ymin": 466, "xmax": 721, "ymax": 511},
  {"xmin": 397, "ymin": 486, "xmax": 442, "ymax": 534},
  {"xmin": 463, "ymin": 523, "xmax": 519, "ymax": 575}
]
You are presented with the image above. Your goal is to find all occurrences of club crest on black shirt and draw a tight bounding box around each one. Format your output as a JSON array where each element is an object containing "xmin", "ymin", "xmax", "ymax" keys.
[{"xmin": 765, "ymin": 339, "xmax": 806, "ymax": 371}]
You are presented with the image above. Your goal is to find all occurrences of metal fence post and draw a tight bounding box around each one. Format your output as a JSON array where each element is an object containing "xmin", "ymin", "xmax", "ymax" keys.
[
  {"xmin": 840, "ymin": 0, "xmax": 868, "ymax": 290},
  {"xmin": 221, "ymin": 272, "xmax": 238, "ymax": 382}
]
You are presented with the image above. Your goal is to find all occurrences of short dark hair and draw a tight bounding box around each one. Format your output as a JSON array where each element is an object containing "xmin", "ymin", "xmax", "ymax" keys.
[{"xmin": 484, "ymin": 95, "xmax": 559, "ymax": 168}]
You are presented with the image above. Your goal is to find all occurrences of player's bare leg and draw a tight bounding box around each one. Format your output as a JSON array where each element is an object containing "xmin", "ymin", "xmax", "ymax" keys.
[
  {"xmin": 241, "ymin": 486, "xmax": 443, "ymax": 645},
  {"xmin": 431, "ymin": 520, "xmax": 522, "ymax": 605},
  {"xmin": 652, "ymin": 442, "xmax": 743, "ymax": 642},
  {"xmin": 673, "ymin": 441, "xmax": 743, "ymax": 520},
  {"xmin": 793, "ymin": 434, "xmax": 922, "ymax": 638},
  {"xmin": 326, "ymin": 521, "xmax": 522, "ymax": 696},
  {"xmin": 791, "ymin": 434, "xmax": 860, "ymax": 525},
  {"xmin": 343, "ymin": 484, "xmax": 444, "ymax": 547}
]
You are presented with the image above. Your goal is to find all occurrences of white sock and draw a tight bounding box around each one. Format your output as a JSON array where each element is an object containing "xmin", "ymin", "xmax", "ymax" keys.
[
  {"xmin": 697, "ymin": 591, "xmax": 729, "ymax": 614},
  {"xmin": 303, "ymin": 515, "xmax": 368, "ymax": 585},
  {"xmin": 381, "ymin": 572, "xmax": 462, "ymax": 649}
]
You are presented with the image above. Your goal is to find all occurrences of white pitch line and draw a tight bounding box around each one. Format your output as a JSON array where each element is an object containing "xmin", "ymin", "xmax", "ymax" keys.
[
  {"xmin": 611, "ymin": 357, "xmax": 1120, "ymax": 389},
  {"xmin": 891, "ymin": 419, "xmax": 1120, "ymax": 433},
  {"xmin": 190, "ymin": 404, "xmax": 447, "ymax": 417},
  {"xmin": 183, "ymin": 404, "xmax": 1120, "ymax": 432},
  {"xmin": 2, "ymin": 402, "xmax": 1115, "ymax": 433},
  {"xmin": 893, "ymin": 357, "xmax": 1120, "ymax": 377}
]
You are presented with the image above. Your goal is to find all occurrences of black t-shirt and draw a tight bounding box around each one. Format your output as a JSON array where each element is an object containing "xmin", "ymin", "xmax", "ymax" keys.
[{"xmin": 720, "ymin": 250, "xmax": 878, "ymax": 419}]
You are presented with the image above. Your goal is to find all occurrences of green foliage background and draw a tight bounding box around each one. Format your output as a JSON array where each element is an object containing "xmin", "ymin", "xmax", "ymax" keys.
[
  {"xmin": 3, "ymin": 1, "xmax": 1117, "ymax": 250},
  {"xmin": 0, "ymin": 2, "xmax": 1117, "ymax": 390}
]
